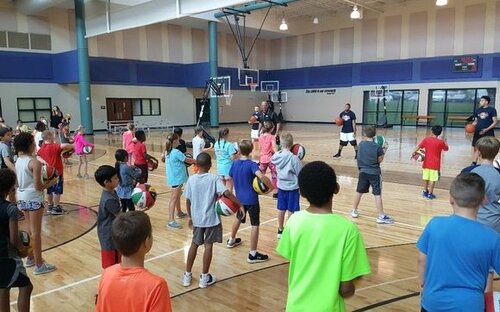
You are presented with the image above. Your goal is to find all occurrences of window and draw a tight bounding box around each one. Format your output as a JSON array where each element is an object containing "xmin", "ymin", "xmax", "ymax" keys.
[
  {"xmin": 363, "ymin": 90, "xmax": 419, "ymax": 126},
  {"xmin": 133, "ymin": 98, "xmax": 161, "ymax": 116},
  {"xmin": 17, "ymin": 98, "xmax": 51, "ymax": 122}
]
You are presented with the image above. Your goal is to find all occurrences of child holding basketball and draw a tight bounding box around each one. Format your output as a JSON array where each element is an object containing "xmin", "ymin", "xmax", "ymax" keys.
[
  {"xmin": 192, "ymin": 127, "xmax": 212, "ymax": 174},
  {"xmin": 122, "ymin": 123, "xmax": 135, "ymax": 165},
  {"xmin": 351, "ymin": 126, "xmax": 394, "ymax": 224},
  {"xmin": 115, "ymin": 149, "xmax": 142, "ymax": 212},
  {"xmin": 182, "ymin": 152, "xmax": 241, "ymax": 288},
  {"xmin": 413, "ymin": 125, "xmax": 448, "ymax": 200},
  {"xmin": 276, "ymin": 161, "xmax": 371, "ymax": 311},
  {"xmin": 164, "ymin": 133, "xmax": 195, "ymax": 229},
  {"xmin": 417, "ymin": 172, "xmax": 500, "ymax": 312},
  {"xmin": 95, "ymin": 165, "xmax": 122, "ymax": 269},
  {"xmin": 0, "ymin": 168, "xmax": 33, "ymax": 312},
  {"xmin": 96, "ymin": 211, "xmax": 172, "ymax": 311},
  {"xmin": 227, "ymin": 139, "xmax": 273, "ymax": 263},
  {"xmin": 214, "ymin": 128, "xmax": 239, "ymax": 192},
  {"xmin": 14, "ymin": 132, "xmax": 58, "ymax": 275},
  {"xmin": 132, "ymin": 130, "xmax": 157, "ymax": 184},
  {"xmin": 271, "ymin": 133, "xmax": 302, "ymax": 239},
  {"xmin": 250, "ymin": 105, "xmax": 261, "ymax": 156},
  {"xmin": 259, "ymin": 121, "xmax": 278, "ymax": 198},
  {"xmin": 74, "ymin": 125, "xmax": 95, "ymax": 179}
]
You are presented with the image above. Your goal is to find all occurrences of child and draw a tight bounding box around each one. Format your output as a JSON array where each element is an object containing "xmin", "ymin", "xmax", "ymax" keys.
[
  {"xmin": 259, "ymin": 121, "xmax": 278, "ymax": 198},
  {"xmin": 0, "ymin": 169, "xmax": 33, "ymax": 312},
  {"xmin": 174, "ymin": 127, "xmax": 187, "ymax": 154},
  {"xmin": 271, "ymin": 133, "xmax": 302, "ymax": 239},
  {"xmin": 74, "ymin": 125, "xmax": 95, "ymax": 179},
  {"xmin": 214, "ymin": 128, "xmax": 238, "ymax": 192},
  {"xmin": 417, "ymin": 172, "xmax": 500, "ymax": 312},
  {"xmin": 132, "ymin": 130, "xmax": 157, "ymax": 184},
  {"xmin": 249, "ymin": 105, "xmax": 261, "ymax": 156},
  {"xmin": 164, "ymin": 133, "xmax": 194, "ymax": 229},
  {"xmin": 59, "ymin": 122, "xmax": 73, "ymax": 165},
  {"xmin": 115, "ymin": 149, "xmax": 142, "ymax": 212},
  {"xmin": 95, "ymin": 165, "xmax": 122, "ymax": 269},
  {"xmin": 182, "ymin": 152, "xmax": 241, "ymax": 288},
  {"xmin": 37, "ymin": 130, "xmax": 73, "ymax": 215},
  {"xmin": 227, "ymin": 139, "xmax": 273, "ymax": 263},
  {"xmin": 351, "ymin": 126, "xmax": 394, "ymax": 224},
  {"xmin": 413, "ymin": 125, "xmax": 448, "ymax": 199},
  {"xmin": 276, "ymin": 161, "xmax": 371, "ymax": 311},
  {"xmin": 33, "ymin": 121, "xmax": 47, "ymax": 153},
  {"xmin": 96, "ymin": 211, "xmax": 172, "ymax": 311},
  {"xmin": 122, "ymin": 123, "xmax": 135, "ymax": 165},
  {"xmin": 0, "ymin": 127, "xmax": 15, "ymax": 172},
  {"xmin": 192, "ymin": 127, "xmax": 211, "ymax": 174},
  {"xmin": 14, "ymin": 132, "xmax": 57, "ymax": 274}
]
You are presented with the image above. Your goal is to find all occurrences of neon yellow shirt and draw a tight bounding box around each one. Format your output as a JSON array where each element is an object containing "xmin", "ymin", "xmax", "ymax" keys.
[{"xmin": 276, "ymin": 210, "xmax": 371, "ymax": 312}]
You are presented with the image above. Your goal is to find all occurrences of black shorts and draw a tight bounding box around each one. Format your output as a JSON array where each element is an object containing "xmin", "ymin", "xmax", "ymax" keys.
[
  {"xmin": 0, "ymin": 258, "xmax": 32, "ymax": 289},
  {"xmin": 135, "ymin": 164, "xmax": 148, "ymax": 184},
  {"xmin": 472, "ymin": 130, "xmax": 495, "ymax": 147},
  {"xmin": 356, "ymin": 172, "xmax": 382, "ymax": 195},
  {"xmin": 237, "ymin": 204, "xmax": 260, "ymax": 226}
]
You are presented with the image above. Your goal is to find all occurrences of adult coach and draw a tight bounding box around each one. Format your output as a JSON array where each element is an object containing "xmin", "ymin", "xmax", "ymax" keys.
[
  {"xmin": 258, "ymin": 101, "xmax": 281, "ymax": 141},
  {"xmin": 333, "ymin": 103, "xmax": 358, "ymax": 159},
  {"xmin": 472, "ymin": 96, "xmax": 497, "ymax": 147}
]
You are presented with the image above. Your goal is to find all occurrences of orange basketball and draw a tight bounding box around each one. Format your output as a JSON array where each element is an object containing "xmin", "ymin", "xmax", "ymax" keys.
[
  {"xmin": 335, "ymin": 117, "xmax": 343, "ymax": 126},
  {"xmin": 249, "ymin": 115, "xmax": 257, "ymax": 123},
  {"xmin": 465, "ymin": 123, "xmax": 476, "ymax": 134}
]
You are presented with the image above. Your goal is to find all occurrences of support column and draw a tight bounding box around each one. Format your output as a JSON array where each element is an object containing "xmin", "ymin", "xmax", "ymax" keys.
[
  {"xmin": 208, "ymin": 21, "xmax": 219, "ymax": 127},
  {"xmin": 74, "ymin": 0, "xmax": 94, "ymax": 134}
]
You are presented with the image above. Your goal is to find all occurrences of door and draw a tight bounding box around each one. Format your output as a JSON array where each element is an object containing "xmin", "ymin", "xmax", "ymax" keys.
[
  {"xmin": 106, "ymin": 98, "xmax": 133, "ymax": 121},
  {"xmin": 195, "ymin": 98, "xmax": 210, "ymax": 126}
]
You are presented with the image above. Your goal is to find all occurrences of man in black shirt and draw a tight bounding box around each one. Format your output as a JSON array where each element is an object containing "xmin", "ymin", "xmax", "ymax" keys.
[
  {"xmin": 333, "ymin": 103, "xmax": 358, "ymax": 159},
  {"xmin": 258, "ymin": 101, "xmax": 281, "ymax": 142}
]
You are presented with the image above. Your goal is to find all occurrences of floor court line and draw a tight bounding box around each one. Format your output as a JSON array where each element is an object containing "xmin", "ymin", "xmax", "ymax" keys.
[{"xmin": 356, "ymin": 275, "xmax": 418, "ymax": 292}]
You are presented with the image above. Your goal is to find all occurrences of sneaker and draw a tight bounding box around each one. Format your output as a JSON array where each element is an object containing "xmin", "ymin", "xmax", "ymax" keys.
[
  {"xmin": 277, "ymin": 229, "xmax": 283, "ymax": 239},
  {"xmin": 377, "ymin": 215, "xmax": 395, "ymax": 224},
  {"xmin": 47, "ymin": 204, "xmax": 54, "ymax": 212},
  {"xmin": 25, "ymin": 258, "xmax": 35, "ymax": 268},
  {"xmin": 182, "ymin": 272, "xmax": 192, "ymax": 287},
  {"xmin": 167, "ymin": 221, "xmax": 182, "ymax": 229},
  {"xmin": 422, "ymin": 190, "xmax": 429, "ymax": 198},
  {"xmin": 351, "ymin": 209, "xmax": 359, "ymax": 218},
  {"xmin": 50, "ymin": 205, "xmax": 65, "ymax": 215},
  {"xmin": 426, "ymin": 193, "xmax": 436, "ymax": 200},
  {"xmin": 333, "ymin": 153, "xmax": 341, "ymax": 158},
  {"xmin": 247, "ymin": 252, "xmax": 269, "ymax": 264},
  {"xmin": 33, "ymin": 263, "xmax": 57, "ymax": 275},
  {"xmin": 199, "ymin": 273, "xmax": 216, "ymax": 288},
  {"xmin": 226, "ymin": 237, "xmax": 242, "ymax": 248},
  {"xmin": 76, "ymin": 174, "xmax": 83, "ymax": 179},
  {"xmin": 272, "ymin": 193, "xmax": 278, "ymax": 199},
  {"xmin": 176, "ymin": 212, "xmax": 187, "ymax": 219}
]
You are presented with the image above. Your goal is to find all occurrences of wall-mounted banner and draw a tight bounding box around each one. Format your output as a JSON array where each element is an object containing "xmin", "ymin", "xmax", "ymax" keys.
[{"xmin": 305, "ymin": 89, "xmax": 336, "ymax": 95}]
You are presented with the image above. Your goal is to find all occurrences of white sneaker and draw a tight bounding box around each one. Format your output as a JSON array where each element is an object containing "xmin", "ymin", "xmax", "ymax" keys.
[
  {"xmin": 199, "ymin": 273, "xmax": 216, "ymax": 288},
  {"xmin": 377, "ymin": 215, "xmax": 395, "ymax": 224},
  {"xmin": 182, "ymin": 272, "xmax": 192, "ymax": 287},
  {"xmin": 351, "ymin": 209, "xmax": 359, "ymax": 218}
]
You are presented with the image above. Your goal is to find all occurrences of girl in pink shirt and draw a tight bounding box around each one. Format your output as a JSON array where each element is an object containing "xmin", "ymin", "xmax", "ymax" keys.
[
  {"xmin": 74, "ymin": 125, "xmax": 95, "ymax": 178},
  {"xmin": 259, "ymin": 121, "xmax": 277, "ymax": 197},
  {"xmin": 122, "ymin": 123, "xmax": 135, "ymax": 165}
]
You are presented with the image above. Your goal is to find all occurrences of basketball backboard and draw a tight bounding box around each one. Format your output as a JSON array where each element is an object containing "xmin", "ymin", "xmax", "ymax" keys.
[
  {"xmin": 209, "ymin": 76, "xmax": 231, "ymax": 98},
  {"xmin": 260, "ymin": 80, "xmax": 279, "ymax": 93},
  {"xmin": 271, "ymin": 91, "xmax": 287, "ymax": 103},
  {"xmin": 238, "ymin": 68, "xmax": 259, "ymax": 86}
]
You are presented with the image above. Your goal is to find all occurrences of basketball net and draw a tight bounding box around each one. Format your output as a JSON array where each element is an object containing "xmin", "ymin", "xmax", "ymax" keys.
[
  {"xmin": 224, "ymin": 94, "xmax": 233, "ymax": 106},
  {"xmin": 249, "ymin": 83, "xmax": 258, "ymax": 92}
]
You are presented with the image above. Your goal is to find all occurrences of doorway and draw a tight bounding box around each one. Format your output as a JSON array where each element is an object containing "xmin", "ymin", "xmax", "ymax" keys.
[{"xmin": 106, "ymin": 98, "xmax": 133, "ymax": 122}]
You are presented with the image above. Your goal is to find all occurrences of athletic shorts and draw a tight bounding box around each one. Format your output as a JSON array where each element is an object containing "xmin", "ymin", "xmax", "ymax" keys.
[
  {"xmin": 340, "ymin": 132, "xmax": 356, "ymax": 143},
  {"xmin": 192, "ymin": 224, "xmax": 223, "ymax": 246},
  {"xmin": 251, "ymin": 129, "xmax": 259, "ymax": 140},
  {"xmin": 237, "ymin": 204, "xmax": 260, "ymax": 226},
  {"xmin": 17, "ymin": 201, "xmax": 43, "ymax": 212},
  {"xmin": 356, "ymin": 173, "xmax": 382, "ymax": 195},
  {"xmin": 422, "ymin": 168, "xmax": 440, "ymax": 182},
  {"xmin": 472, "ymin": 130, "xmax": 495, "ymax": 147},
  {"xmin": 47, "ymin": 176, "xmax": 64, "ymax": 195},
  {"xmin": 101, "ymin": 249, "xmax": 121, "ymax": 269},
  {"xmin": 0, "ymin": 258, "xmax": 31, "ymax": 289},
  {"xmin": 277, "ymin": 189, "xmax": 300, "ymax": 212}
]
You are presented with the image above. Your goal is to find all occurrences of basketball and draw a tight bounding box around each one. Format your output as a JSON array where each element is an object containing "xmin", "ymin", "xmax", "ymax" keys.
[
  {"xmin": 131, "ymin": 183, "xmax": 157, "ymax": 209},
  {"xmin": 252, "ymin": 176, "xmax": 272, "ymax": 195},
  {"xmin": 335, "ymin": 117, "xmax": 343, "ymax": 126},
  {"xmin": 61, "ymin": 146, "xmax": 74, "ymax": 159},
  {"xmin": 412, "ymin": 149, "xmax": 426, "ymax": 162},
  {"xmin": 184, "ymin": 153, "xmax": 193, "ymax": 167},
  {"xmin": 249, "ymin": 115, "xmax": 258, "ymax": 123},
  {"xmin": 147, "ymin": 158, "xmax": 158, "ymax": 171},
  {"xmin": 215, "ymin": 195, "xmax": 239, "ymax": 216},
  {"xmin": 465, "ymin": 123, "xmax": 476, "ymax": 134},
  {"xmin": 18, "ymin": 230, "xmax": 33, "ymax": 258},
  {"xmin": 41, "ymin": 164, "xmax": 57, "ymax": 182},
  {"xmin": 291, "ymin": 144, "xmax": 306, "ymax": 160},
  {"xmin": 374, "ymin": 135, "xmax": 388, "ymax": 149},
  {"xmin": 82, "ymin": 145, "xmax": 93, "ymax": 154}
]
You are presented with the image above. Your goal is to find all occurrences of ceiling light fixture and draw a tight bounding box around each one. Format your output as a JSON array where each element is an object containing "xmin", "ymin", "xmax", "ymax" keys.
[
  {"xmin": 279, "ymin": 17, "xmax": 288, "ymax": 31},
  {"xmin": 435, "ymin": 0, "xmax": 448, "ymax": 6},
  {"xmin": 350, "ymin": 5, "xmax": 361, "ymax": 19},
  {"xmin": 313, "ymin": 17, "xmax": 319, "ymax": 24}
]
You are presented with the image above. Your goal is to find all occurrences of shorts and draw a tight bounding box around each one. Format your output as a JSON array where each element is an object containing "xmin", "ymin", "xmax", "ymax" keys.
[
  {"xmin": 171, "ymin": 184, "xmax": 183, "ymax": 189},
  {"xmin": 101, "ymin": 249, "xmax": 121, "ymax": 269},
  {"xmin": 192, "ymin": 224, "xmax": 223, "ymax": 246},
  {"xmin": 47, "ymin": 176, "xmax": 64, "ymax": 195},
  {"xmin": 472, "ymin": 130, "xmax": 495, "ymax": 147},
  {"xmin": 17, "ymin": 201, "xmax": 43, "ymax": 212},
  {"xmin": 340, "ymin": 132, "xmax": 357, "ymax": 145},
  {"xmin": 277, "ymin": 189, "xmax": 300, "ymax": 212},
  {"xmin": 251, "ymin": 129, "xmax": 259, "ymax": 140},
  {"xmin": 237, "ymin": 204, "xmax": 260, "ymax": 226},
  {"xmin": 422, "ymin": 168, "xmax": 440, "ymax": 182},
  {"xmin": 356, "ymin": 172, "xmax": 382, "ymax": 195},
  {"xmin": 0, "ymin": 258, "xmax": 31, "ymax": 289}
]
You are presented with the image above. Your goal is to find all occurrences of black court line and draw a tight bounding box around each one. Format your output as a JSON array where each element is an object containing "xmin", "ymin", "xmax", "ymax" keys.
[{"xmin": 352, "ymin": 292, "xmax": 421, "ymax": 312}]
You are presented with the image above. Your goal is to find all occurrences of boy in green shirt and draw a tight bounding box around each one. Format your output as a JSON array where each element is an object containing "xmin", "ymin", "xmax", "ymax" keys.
[{"xmin": 276, "ymin": 161, "xmax": 371, "ymax": 312}]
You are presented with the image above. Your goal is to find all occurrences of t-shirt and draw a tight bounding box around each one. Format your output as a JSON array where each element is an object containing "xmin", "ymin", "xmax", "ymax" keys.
[
  {"xmin": 122, "ymin": 131, "xmax": 134, "ymax": 153},
  {"xmin": 474, "ymin": 106, "xmax": 497, "ymax": 132},
  {"xmin": 38, "ymin": 143, "xmax": 63, "ymax": 177},
  {"xmin": 97, "ymin": 190, "xmax": 122, "ymax": 251},
  {"xmin": 184, "ymin": 173, "xmax": 226, "ymax": 227},
  {"xmin": 192, "ymin": 135, "xmax": 205, "ymax": 159},
  {"xmin": 166, "ymin": 149, "xmax": 187, "ymax": 187},
  {"xmin": 418, "ymin": 136, "xmax": 448, "ymax": 170},
  {"xmin": 229, "ymin": 159, "xmax": 260, "ymax": 205},
  {"xmin": 251, "ymin": 112, "xmax": 260, "ymax": 130},
  {"xmin": 214, "ymin": 139, "xmax": 237, "ymax": 176},
  {"xmin": 96, "ymin": 264, "xmax": 172, "ymax": 312},
  {"xmin": 0, "ymin": 141, "xmax": 12, "ymax": 169},
  {"xmin": 0, "ymin": 200, "xmax": 19, "ymax": 259},
  {"xmin": 259, "ymin": 109, "xmax": 279, "ymax": 135},
  {"xmin": 276, "ymin": 211, "xmax": 371, "ymax": 312},
  {"xmin": 417, "ymin": 215, "xmax": 500, "ymax": 312},
  {"xmin": 133, "ymin": 141, "xmax": 147, "ymax": 165},
  {"xmin": 471, "ymin": 165, "xmax": 500, "ymax": 232},
  {"xmin": 357, "ymin": 140, "xmax": 383, "ymax": 175},
  {"xmin": 259, "ymin": 133, "xmax": 275, "ymax": 164},
  {"xmin": 34, "ymin": 131, "xmax": 44, "ymax": 153},
  {"xmin": 340, "ymin": 110, "xmax": 356, "ymax": 133}
]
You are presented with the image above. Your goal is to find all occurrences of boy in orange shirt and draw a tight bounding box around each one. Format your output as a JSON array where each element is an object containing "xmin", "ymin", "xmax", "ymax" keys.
[{"xmin": 96, "ymin": 211, "xmax": 172, "ymax": 312}]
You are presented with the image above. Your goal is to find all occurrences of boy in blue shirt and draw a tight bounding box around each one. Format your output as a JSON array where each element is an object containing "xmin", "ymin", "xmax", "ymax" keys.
[
  {"xmin": 417, "ymin": 172, "xmax": 500, "ymax": 312},
  {"xmin": 227, "ymin": 139, "xmax": 273, "ymax": 263}
]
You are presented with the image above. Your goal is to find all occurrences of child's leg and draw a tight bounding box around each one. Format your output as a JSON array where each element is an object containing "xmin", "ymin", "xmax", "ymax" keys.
[
  {"xmin": 46, "ymin": 193, "xmax": 54, "ymax": 206},
  {"xmin": 428, "ymin": 181, "xmax": 436, "ymax": 195},
  {"xmin": 29, "ymin": 208, "xmax": 45, "ymax": 266},
  {"xmin": 83, "ymin": 155, "xmax": 88, "ymax": 176},
  {"xmin": 185, "ymin": 242, "xmax": 199, "ymax": 273},
  {"xmin": 175, "ymin": 186, "xmax": 185, "ymax": 215},
  {"xmin": 269, "ymin": 163, "xmax": 277, "ymax": 190},
  {"xmin": 53, "ymin": 194, "xmax": 61, "ymax": 207},
  {"xmin": 17, "ymin": 283, "xmax": 33, "ymax": 312},
  {"xmin": 225, "ymin": 178, "xmax": 233, "ymax": 194},
  {"xmin": 423, "ymin": 179, "xmax": 429, "ymax": 192},
  {"xmin": 202, "ymin": 243, "xmax": 214, "ymax": 274},
  {"xmin": 374, "ymin": 195, "xmax": 384, "ymax": 216},
  {"xmin": 120, "ymin": 199, "xmax": 128, "ymax": 213},
  {"xmin": 230, "ymin": 219, "xmax": 242, "ymax": 240},
  {"xmin": 352, "ymin": 192, "xmax": 363, "ymax": 210},
  {"xmin": 168, "ymin": 187, "xmax": 182, "ymax": 222},
  {"xmin": 250, "ymin": 225, "xmax": 259, "ymax": 251},
  {"xmin": 277, "ymin": 210, "xmax": 286, "ymax": 230},
  {"xmin": 77, "ymin": 155, "xmax": 83, "ymax": 175},
  {"xmin": 0, "ymin": 289, "xmax": 10, "ymax": 312}
]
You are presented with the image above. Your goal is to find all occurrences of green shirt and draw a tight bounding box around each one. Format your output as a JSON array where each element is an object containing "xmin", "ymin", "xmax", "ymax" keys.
[{"xmin": 276, "ymin": 210, "xmax": 371, "ymax": 312}]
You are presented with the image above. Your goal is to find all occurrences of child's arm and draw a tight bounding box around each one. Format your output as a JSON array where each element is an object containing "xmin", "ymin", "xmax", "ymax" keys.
[
  {"xmin": 3, "ymin": 155, "xmax": 15, "ymax": 172},
  {"xmin": 339, "ymin": 280, "xmax": 355, "ymax": 298},
  {"xmin": 255, "ymin": 170, "xmax": 274, "ymax": 190},
  {"xmin": 145, "ymin": 152, "xmax": 158, "ymax": 163},
  {"xmin": 186, "ymin": 199, "xmax": 193, "ymax": 229},
  {"xmin": 417, "ymin": 251, "xmax": 426, "ymax": 290},
  {"xmin": 105, "ymin": 199, "xmax": 122, "ymax": 216}
]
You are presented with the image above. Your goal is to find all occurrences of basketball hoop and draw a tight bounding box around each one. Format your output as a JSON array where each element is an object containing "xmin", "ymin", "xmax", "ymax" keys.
[
  {"xmin": 224, "ymin": 94, "xmax": 233, "ymax": 106},
  {"xmin": 249, "ymin": 83, "xmax": 258, "ymax": 92}
]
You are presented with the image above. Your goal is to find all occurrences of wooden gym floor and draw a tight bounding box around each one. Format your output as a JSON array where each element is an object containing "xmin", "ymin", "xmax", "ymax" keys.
[{"xmin": 9, "ymin": 123, "xmax": 499, "ymax": 311}]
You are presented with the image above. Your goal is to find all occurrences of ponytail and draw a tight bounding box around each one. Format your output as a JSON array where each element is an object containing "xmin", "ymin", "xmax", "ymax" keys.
[
  {"xmin": 165, "ymin": 133, "xmax": 179, "ymax": 155},
  {"xmin": 217, "ymin": 128, "xmax": 229, "ymax": 147},
  {"xmin": 114, "ymin": 149, "xmax": 128, "ymax": 182}
]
